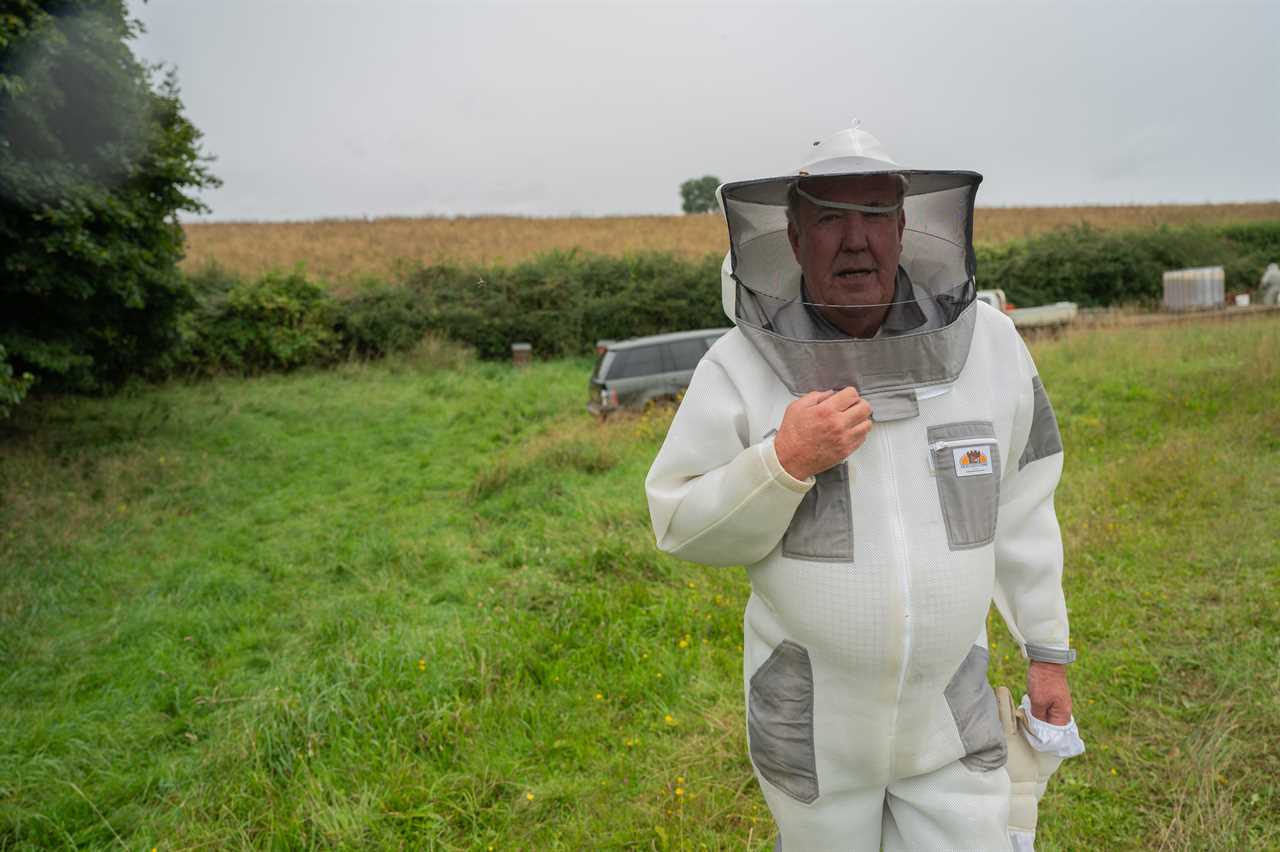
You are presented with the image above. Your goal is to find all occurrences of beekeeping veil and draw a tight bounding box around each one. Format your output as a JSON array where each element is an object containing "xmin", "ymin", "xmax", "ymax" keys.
[{"xmin": 717, "ymin": 122, "xmax": 983, "ymax": 421}]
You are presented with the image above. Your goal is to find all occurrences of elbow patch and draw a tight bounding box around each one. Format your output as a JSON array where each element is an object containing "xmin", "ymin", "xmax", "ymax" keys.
[{"xmin": 1018, "ymin": 376, "xmax": 1063, "ymax": 470}]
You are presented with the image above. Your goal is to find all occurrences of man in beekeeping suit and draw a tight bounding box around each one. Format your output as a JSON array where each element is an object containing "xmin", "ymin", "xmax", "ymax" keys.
[{"xmin": 645, "ymin": 122, "xmax": 1083, "ymax": 851}]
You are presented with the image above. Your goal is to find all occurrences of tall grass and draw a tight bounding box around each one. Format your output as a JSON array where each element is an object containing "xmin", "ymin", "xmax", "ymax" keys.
[
  {"xmin": 181, "ymin": 203, "xmax": 1280, "ymax": 283},
  {"xmin": 1, "ymin": 316, "xmax": 1277, "ymax": 849}
]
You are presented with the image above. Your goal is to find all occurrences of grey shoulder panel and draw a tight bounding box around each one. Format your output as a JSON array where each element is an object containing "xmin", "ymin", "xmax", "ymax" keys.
[{"xmin": 1018, "ymin": 375, "xmax": 1063, "ymax": 470}]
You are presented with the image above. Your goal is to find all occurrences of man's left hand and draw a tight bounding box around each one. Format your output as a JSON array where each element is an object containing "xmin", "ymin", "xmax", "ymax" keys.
[{"xmin": 1027, "ymin": 660, "xmax": 1072, "ymax": 725}]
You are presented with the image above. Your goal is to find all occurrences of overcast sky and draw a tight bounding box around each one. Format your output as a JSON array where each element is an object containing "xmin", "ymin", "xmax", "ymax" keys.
[{"xmin": 125, "ymin": 0, "xmax": 1280, "ymax": 221}]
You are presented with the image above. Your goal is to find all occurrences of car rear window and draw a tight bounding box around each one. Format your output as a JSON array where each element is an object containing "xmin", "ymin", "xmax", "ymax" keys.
[
  {"xmin": 667, "ymin": 339, "xmax": 707, "ymax": 371},
  {"xmin": 606, "ymin": 345, "xmax": 664, "ymax": 379}
]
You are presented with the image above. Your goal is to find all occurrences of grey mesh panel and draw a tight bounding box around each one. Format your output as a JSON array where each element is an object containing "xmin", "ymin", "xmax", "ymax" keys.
[
  {"xmin": 1018, "ymin": 376, "xmax": 1064, "ymax": 470},
  {"xmin": 927, "ymin": 421, "xmax": 1002, "ymax": 550},
  {"xmin": 720, "ymin": 166, "xmax": 982, "ymax": 406},
  {"xmin": 748, "ymin": 640, "xmax": 819, "ymax": 803},
  {"xmin": 1025, "ymin": 644, "xmax": 1077, "ymax": 664},
  {"xmin": 723, "ymin": 173, "xmax": 981, "ymax": 304},
  {"xmin": 782, "ymin": 462, "xmax": 853, "ymax": 562},
  {"xmin": 943, "ymin": 645, "xmax": 1008, "ymax": 772},
  {"xmin": 736, "ymin": 302, "xmax": 977, "ymax": 398}
]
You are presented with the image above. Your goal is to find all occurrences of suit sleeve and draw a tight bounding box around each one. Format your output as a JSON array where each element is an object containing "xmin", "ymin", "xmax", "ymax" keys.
[
  {"xmin": 645, "ymin": 356, "xmax": 812, "ymax": 567},
  {"xmin": 993, "ymin": 337, "xmax": 1076, "ymax": 664}
]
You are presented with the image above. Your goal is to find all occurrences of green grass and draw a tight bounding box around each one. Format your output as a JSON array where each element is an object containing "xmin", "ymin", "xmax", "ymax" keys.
[{"xmin": 1, "ymin": 318, "xmax": 1277, "ymax": 850}]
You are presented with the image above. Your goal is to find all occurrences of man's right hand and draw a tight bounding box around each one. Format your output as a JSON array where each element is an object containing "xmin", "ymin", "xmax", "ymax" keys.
[{"xmin": 773, "ymin": 387, "xmax": 873, "ymax": 481}]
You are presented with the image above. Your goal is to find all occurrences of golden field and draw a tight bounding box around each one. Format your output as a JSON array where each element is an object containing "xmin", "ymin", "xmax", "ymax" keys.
[{"xmin": 181, "ymin": 202, "xmax": 1280, "ymax": 284}]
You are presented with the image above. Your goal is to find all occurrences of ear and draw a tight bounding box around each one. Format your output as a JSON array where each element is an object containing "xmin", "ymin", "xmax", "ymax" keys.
[{"xmin": 787, "ymin": 220, "xmax": 801, "ymax": 261}]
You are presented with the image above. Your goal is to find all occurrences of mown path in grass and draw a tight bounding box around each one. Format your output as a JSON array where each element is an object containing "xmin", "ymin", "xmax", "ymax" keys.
[{"xmin": 1, "ymin": 318, "xmax": 1277, "ymax": 850}]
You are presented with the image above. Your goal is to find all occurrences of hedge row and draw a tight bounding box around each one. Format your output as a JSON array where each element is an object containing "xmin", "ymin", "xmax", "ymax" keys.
[
  {"xmin": 178, "ymin": 220, "xmax": 1280, "ymax": 373},
  {"xmin": 163, "ymin": 252, "xmax": 721, "ymax": 374},
  {"xmin": 977, "ymin": 221, "xmax": 1280, "ymax": 308},
  {"xmin": 7, "ymin": 220, "xmax": 1278, "ymax": 413}
]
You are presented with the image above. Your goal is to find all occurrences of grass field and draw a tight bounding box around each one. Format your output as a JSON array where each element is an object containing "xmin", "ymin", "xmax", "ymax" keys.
[
  {"xmin": 180, "ymin": 202, "xmax": 1280, "ymax": 284},
  {"xmin": 1, "ymin": 317, "xmax": 1278, "ymax": 849}
]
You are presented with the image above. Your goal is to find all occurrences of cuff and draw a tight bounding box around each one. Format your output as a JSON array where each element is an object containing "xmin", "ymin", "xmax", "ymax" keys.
[
  {"xmin": 1024, "ymin": 643, "xmax": 1077, "ymax": 664},
  {"xmin": 759, "ymin": 436, "xmax": 814, "ymax": 495}
]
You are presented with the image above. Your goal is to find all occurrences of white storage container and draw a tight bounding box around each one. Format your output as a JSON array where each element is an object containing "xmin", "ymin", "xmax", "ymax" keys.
[{"xmin": 1162, "ymin": 267, "xmax": 1224, "ymax": 312}]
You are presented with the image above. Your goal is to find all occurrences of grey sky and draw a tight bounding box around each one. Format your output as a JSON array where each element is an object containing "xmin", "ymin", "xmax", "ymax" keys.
[{"xmin": 127, "ymin": 0, "xmax": 1280, "ymax": 221}]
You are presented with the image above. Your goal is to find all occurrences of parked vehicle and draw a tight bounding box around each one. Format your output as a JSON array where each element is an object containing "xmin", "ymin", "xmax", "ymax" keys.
[{"xmin": 588, "ymin": 328, "xmax": 730, "ymax": 416}]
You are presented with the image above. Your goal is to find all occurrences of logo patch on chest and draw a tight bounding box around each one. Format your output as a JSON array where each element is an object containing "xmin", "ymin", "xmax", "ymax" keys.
[{"xmin": 953, "ymin": 445, "xmax": 993, "ymax": 477}]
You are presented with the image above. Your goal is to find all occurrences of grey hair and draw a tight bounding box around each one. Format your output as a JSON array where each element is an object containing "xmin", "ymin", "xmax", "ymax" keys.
[{"xmin": 785, "ymin": 174, "xmax": 909, "ymax": 228}]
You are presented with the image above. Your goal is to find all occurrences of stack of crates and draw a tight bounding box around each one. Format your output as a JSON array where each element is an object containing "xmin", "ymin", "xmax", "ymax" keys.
[{"xmin": 1162, "ymin": 267, "xmax": 1224, "ymax": 312}]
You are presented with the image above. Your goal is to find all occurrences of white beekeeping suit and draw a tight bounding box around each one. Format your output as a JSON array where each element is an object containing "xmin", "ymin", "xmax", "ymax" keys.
[{"xmin": 646, "ymin": 123, "xmax": 1082, "ymax": 851}]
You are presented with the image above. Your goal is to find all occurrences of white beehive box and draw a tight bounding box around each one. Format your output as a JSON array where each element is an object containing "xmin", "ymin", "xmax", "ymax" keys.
[{"xmin": 1162, "ymin": 266, "xmax": 1224, "ymax": 312}]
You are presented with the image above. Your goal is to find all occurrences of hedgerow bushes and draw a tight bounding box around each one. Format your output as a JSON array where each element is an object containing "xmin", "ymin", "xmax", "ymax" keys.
[
  {"xmin": 138, "ymin": 220, "xmax": 1280, "ymax": 374},
  {"xmin": 977, "ymin": 221, "xmax": 1280, "ymax": 307},
  {"xmin": 4, "ymin": 220, "xmax": 1277, "ymax": 420},
  {"xmin": 402, "ymin": 250, "xmax": 723, "ymax": 359},
  {"xmin": 178, "ymin": 268, "xmax": 341, "ymax": 373}
]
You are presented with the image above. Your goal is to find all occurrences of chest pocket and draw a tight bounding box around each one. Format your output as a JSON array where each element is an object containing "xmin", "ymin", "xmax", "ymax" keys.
[
  {"xmin": 928, "ymin": 421, "xmax": 1001, "ymax": 550},
  {"xmin": 782, "ymin": 461, "xmax": 854, "ymax": 562}
]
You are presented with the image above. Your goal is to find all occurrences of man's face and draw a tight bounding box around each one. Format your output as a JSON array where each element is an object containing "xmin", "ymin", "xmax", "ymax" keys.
[{"xmin": 786, "ymin": 175, "xmax": 905, "ymax": 330}]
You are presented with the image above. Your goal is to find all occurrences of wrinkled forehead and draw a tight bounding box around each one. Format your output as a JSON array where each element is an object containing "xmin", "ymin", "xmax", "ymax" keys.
[{"xmin": 797, "ymin": 173, "xmax": 901, "ymax": 206}]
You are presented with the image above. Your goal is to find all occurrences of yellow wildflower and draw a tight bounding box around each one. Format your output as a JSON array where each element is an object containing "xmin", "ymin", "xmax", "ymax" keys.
[
  {"xmin": 595, "ymin": 692, "xmax": 604, "ymax": 701},
  {"xmin": 675, "ymin": 787, "xmax": 684, "ymax": 796},
  {"xmin": 526, "ymin": 792, "xmax": 535, "ymax": 801}
]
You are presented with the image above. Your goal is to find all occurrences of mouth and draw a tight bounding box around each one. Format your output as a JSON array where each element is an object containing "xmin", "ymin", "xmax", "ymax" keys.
[{"xmin": 835, "ymin": 267, "xmax": 876, "ymax": 281}]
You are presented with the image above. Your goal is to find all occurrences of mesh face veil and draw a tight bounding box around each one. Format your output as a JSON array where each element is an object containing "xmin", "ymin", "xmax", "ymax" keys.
[{"xmin": 717, "ymin": 122, "xmax": 983, "ymax": 421}]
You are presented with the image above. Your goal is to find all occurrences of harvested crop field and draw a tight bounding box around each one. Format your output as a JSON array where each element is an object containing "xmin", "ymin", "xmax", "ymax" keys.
[{"xmin": 181, "ymin": 202, "xmax": 1280, "ymax": 283}]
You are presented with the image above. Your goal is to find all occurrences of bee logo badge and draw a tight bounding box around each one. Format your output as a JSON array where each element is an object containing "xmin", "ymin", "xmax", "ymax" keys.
[{"xmin": 953, "ymin": 445, "xmax": 993, "ymax": 477}]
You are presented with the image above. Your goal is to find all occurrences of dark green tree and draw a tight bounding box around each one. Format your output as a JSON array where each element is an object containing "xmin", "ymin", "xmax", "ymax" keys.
[
  {"xmin": 679, "ymin": 175, "xmax": 720, "ymax": 214},
  {"xmin": 0, "ymin": 0, "xmax": 218, "ymax": 408}
]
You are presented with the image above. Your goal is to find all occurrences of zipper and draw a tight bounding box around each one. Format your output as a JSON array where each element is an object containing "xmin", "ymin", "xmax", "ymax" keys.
[
  {"xmin": 882, "ymin": 426, "xmax": 911, "ymax": 774},
  {"xmin": 928, "ymin": 436, "xmax": 997, "ymax": 452}
]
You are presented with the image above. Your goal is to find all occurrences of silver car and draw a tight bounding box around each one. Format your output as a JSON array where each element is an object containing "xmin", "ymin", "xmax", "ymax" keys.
[{"xmin": 588, "ymin": 328, "xmax": 730, "ymax": 415}]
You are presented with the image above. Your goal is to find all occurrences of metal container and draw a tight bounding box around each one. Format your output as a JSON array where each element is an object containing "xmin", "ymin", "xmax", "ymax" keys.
[
  {"xmin": 1162, "ymin": 266, "xmax": 1224, "ymax": 312},
  {"xmin": 511, "ymin": 342, "xmax": 532, "ymax": 367}
]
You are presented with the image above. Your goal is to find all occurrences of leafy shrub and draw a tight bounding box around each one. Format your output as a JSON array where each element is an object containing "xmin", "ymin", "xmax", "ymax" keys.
[
  {"xmin": 0, "ymin": 344, "xmax": 35, "ymax": 420},
  {"xmin": 977, "ymin": 221, "xmax": 1280, "ymax": 307},
  {"xmin": 335, "ymin": 280, "xmax": 430, "ymax": 357},
  {"xmin": 404, "ymin": 250, "xmax": 724, "ymax": 359},
  {"xmin": 0, "ymin": 2, "xmax": 217, "ymax": 398},
  {"xmin": 180, "ymin": 268, "xmax": 340, "ymax": 373}
]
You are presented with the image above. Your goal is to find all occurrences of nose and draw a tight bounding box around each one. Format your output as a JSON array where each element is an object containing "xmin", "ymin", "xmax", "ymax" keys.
[{"xmin": 838, "ymin": 212, "xmax": 870, "ymax": 252}]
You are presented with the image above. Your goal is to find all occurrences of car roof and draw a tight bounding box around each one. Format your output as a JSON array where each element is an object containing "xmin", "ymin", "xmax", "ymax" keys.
[{"xmin": 604, "ymin": 328, "xmax": 732, "ymax": 352}]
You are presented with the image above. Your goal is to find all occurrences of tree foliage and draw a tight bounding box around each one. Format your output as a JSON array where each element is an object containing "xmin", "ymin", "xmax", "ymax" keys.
[
  {"xmin": 679, "ymin": 175, "xmax": 720, "ymax": 214},
  {"xmin": 0, "ymin": 0, "xmax": 218, "ymax": 408}
]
